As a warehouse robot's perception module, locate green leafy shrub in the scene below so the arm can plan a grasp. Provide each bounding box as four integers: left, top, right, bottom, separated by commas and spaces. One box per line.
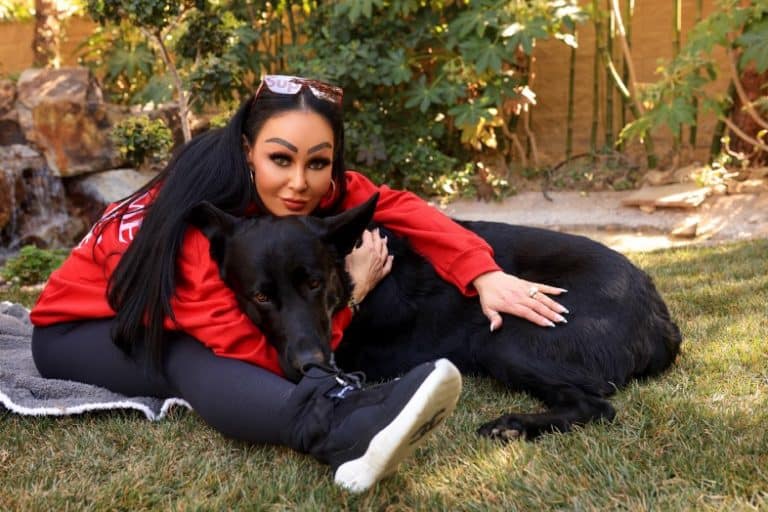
111, 115, 173, 168
82, 0, 586, 198
1, 246, 67, 286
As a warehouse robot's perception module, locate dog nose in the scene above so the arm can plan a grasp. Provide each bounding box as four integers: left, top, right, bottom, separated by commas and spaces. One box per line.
294, 348, 328, 373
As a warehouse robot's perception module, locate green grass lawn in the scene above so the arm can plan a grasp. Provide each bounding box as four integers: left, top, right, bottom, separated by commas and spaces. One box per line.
2, 240, 766, 510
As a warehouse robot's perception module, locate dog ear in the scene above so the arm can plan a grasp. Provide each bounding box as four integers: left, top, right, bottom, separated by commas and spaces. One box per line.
187, 201, 238, 239
314, 193, 379, 256
186, 201, 239, 267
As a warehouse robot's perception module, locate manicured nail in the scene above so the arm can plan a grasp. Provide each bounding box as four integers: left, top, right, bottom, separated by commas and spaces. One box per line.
547, 320, 556, 327
556, 314, 567, 324
560, 288, 568, 293
560, 306, 570, 314
490, 323, 496, 333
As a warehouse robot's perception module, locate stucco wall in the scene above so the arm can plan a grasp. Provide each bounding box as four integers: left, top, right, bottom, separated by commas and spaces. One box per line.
532, 0, 729, 165
1, 2, 733, 165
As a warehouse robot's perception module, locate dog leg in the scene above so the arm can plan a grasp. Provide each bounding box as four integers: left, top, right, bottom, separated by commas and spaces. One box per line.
476, 347, 617, 440
477, 390, 616, 441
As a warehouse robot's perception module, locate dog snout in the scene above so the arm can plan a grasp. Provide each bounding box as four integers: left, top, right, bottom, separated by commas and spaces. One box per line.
292, 348, 328, 374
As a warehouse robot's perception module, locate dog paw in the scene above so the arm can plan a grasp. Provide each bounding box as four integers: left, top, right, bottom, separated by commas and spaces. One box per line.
477, 416, 524, 442
597, 400, 617, 423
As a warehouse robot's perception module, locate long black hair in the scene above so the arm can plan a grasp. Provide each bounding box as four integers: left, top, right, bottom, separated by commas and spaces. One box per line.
105, 85, 348, 365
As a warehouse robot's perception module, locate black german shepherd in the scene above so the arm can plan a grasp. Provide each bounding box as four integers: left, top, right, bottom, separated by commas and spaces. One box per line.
189, 194, 681, 440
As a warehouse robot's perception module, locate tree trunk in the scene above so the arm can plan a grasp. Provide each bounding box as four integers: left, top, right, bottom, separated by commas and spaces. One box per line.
32, 0, 61, 68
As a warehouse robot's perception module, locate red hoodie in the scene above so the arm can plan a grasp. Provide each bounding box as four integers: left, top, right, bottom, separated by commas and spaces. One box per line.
31, 171, 500, 375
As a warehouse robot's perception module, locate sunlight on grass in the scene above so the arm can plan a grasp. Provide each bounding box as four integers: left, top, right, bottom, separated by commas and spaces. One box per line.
2, 239, 767, 509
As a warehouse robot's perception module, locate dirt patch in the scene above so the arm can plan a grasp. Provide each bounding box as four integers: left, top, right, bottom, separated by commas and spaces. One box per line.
443, 190, 768, 253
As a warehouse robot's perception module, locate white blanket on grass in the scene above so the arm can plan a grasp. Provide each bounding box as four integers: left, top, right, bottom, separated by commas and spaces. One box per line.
0, 301, 190, 420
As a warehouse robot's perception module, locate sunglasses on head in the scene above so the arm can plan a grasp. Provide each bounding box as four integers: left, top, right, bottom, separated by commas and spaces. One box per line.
254, 75, 343, 106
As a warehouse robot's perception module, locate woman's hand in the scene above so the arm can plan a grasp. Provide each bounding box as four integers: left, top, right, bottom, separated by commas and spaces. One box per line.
345, 228, 394, 304
473, 271, 569, 331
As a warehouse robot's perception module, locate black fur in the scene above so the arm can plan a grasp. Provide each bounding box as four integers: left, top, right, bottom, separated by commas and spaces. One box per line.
189, 195, 682, 439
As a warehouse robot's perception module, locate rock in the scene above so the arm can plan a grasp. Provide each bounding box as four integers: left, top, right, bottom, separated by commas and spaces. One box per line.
19, 214, 87, 249
672, 164, 700, 183
711, 183, 728, 195
621, 183, 712, 209
0, 79, 25, 145
0, 144, 46, 231
15, 67, 123, 177
729, 179, 768, 194
66, 168, 158, 224
643, 169, 676, 186
670, 216, 699, 239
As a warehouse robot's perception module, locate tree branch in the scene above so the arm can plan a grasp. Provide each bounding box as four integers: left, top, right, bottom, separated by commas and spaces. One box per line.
722, 116, 768, 152
726, 47, 768, 131
142, 27, 192, 142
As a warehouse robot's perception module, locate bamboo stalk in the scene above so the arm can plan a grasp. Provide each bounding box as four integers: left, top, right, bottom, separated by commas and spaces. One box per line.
591, 0, 601, 156
609, 0, 643, 115
672, 0, 682, 151
602, 43, 658, 168
605, 1, 615, 149
286, 1, 298, 46
710, 82, 736, 158
523, 54, 540, 167
620, 0, 633, 139
566, 30, 577, 160
689, 0, 703, 147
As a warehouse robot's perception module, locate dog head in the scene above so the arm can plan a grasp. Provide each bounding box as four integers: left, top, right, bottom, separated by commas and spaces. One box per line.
188, 194, 378, 381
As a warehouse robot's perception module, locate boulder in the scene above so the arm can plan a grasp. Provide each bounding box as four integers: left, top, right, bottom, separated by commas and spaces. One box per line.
0, 79, 25, 145
0, 144, 46, 232
67, 168, 158, 224
15, 67, 124, 177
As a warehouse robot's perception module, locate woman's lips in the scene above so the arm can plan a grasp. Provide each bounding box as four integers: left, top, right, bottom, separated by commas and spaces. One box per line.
281, 198, 308, 211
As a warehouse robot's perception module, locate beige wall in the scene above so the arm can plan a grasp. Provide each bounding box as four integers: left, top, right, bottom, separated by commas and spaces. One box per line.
1, 3, 735, 165
0, 16, 96, 76
533, 0, 730, 164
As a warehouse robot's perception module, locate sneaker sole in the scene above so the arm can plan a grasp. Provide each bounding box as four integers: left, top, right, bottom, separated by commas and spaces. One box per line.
333, 358, 462, 493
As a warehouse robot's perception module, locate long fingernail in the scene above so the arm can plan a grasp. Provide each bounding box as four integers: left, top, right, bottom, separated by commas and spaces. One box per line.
490, 323, 495, 333
560, 306, 570, 314
547, 320, 556, 327
556, 314, 567, 324
560, 288, 568, 293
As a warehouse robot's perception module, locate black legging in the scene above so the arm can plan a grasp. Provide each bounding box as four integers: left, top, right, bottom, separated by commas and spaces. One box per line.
31, 318, 294, 445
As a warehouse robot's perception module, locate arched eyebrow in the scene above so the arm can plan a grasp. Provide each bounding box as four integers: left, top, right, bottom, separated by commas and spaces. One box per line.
265, 137, 298, 153
264, 138, 332, 155
308, 142, 332, 154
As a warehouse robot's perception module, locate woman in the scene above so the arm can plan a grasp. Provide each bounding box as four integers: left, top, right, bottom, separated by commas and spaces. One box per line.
30, 76, 567, 492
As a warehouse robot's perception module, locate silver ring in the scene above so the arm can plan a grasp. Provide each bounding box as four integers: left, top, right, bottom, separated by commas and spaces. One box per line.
528, 286, 539, 298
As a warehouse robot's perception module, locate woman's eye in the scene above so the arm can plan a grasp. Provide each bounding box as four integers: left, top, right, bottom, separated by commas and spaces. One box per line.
308, 158, 331, 170
308, 279, 322, 290
270, 154, 291, 167
253, 292, 270, 303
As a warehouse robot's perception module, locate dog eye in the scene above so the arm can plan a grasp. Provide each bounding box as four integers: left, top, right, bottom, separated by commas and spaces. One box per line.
307, 279, 322, 290
253, 292, 270, 303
